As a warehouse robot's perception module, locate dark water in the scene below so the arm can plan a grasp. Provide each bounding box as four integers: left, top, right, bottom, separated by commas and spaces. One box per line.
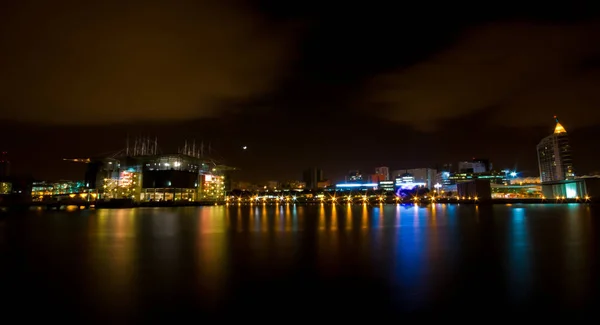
1, 204, 599, 321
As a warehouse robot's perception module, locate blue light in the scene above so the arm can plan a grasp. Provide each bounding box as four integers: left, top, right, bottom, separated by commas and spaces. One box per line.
335, 183, 378, 187
510, 172, 517, 178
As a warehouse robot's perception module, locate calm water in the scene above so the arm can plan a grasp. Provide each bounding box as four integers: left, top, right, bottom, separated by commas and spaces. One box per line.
1, 204, 599, 321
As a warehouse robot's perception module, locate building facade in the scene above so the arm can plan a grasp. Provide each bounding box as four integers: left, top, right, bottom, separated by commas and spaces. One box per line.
374, 166, 389, 181
85, 152, 230, 202
537, 118, 575, 183
303, 167, 323, 190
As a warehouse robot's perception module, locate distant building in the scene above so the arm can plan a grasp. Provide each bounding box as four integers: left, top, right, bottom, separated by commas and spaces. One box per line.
266, 181, 279, 190
378, 180, 395, 192
0, 176, 33, 204
346, 170, 363, 183
456, 179, 492, 201
317, 180, 331, 189
402, 168, 437, 189
0, 151, 10, 177
368, 174, 385, 183
375, 166, 389, 180
537, 117, 575, 183
303, 167, 324, 190
458, 159, 489, 174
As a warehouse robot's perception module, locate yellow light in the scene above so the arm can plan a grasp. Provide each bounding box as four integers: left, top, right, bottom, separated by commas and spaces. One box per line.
69, 194, 76, 198
474, 196, 478, 201
541, 196, 545, 200
79, 193, 87, 198
576, 196, 580, 200
585, 195, 590, 200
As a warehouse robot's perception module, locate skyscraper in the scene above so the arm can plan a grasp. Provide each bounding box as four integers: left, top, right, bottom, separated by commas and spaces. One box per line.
303, 167, 323, 190
537, 117, 574, 183
375, 166, 390, 180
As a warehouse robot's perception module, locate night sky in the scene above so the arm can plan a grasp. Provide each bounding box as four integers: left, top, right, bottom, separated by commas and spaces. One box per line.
1, 0, 600, 183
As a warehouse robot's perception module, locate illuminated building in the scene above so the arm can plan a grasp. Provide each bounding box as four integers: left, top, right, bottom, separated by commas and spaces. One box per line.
375, 166, 389, 180
31, 180, 88, 197
541, 177, 600, 200
346, 170, 362, 183
335, 182, 378, 190
200, 174, 226, 200
537, 117, 575, 182
394, 173, 426, 190
392, 168, 437, 189
83, 137, 234, 202
447, 172, 505, 185
0, 176, 33, 203
378, 180, 395, 192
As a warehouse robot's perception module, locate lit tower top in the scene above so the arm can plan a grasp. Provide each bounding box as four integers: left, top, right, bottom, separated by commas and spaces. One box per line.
553, 116, 566, 134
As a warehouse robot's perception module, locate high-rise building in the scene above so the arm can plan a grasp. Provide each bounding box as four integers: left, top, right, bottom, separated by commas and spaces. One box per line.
375, 166, 389, 180
303, 167, 323, 190
537, 117, 574, 183
0, 151, 10, 177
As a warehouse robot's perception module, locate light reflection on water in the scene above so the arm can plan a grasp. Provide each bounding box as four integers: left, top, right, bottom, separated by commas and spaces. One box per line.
1, 203, 598, 319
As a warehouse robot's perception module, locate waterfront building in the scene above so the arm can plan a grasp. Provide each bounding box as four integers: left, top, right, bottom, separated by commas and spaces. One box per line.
83, 138, 233, 202
346, 170, 363, 183
303, 167, 323, 190
378, 180, 395, 192
458, 159, 490, 173
31, 180, 88, 197
541, 177, 600, 199
393, 168, 437, 189
375, 166, 390, 180
456, 179, 492, 200
537, 117, 575, 182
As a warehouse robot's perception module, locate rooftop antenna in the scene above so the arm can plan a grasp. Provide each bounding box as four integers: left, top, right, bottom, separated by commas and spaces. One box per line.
201, 140, 204, 158
192, 140, 196, 158
154, 136, 158, 155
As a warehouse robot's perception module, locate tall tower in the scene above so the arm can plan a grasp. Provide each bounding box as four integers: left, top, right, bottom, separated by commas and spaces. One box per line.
537, 117, 574, 182
0, 151, 10, 177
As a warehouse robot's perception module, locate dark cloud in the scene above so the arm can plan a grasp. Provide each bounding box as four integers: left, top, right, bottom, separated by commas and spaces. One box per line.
369, 22, 600, 131
0, 0, 297, 124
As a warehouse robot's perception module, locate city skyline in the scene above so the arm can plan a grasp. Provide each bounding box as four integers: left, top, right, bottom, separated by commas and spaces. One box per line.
1, 2, 600, 182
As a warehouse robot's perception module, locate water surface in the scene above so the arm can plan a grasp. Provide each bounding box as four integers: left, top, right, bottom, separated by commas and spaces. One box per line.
1, 204, 599, 321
